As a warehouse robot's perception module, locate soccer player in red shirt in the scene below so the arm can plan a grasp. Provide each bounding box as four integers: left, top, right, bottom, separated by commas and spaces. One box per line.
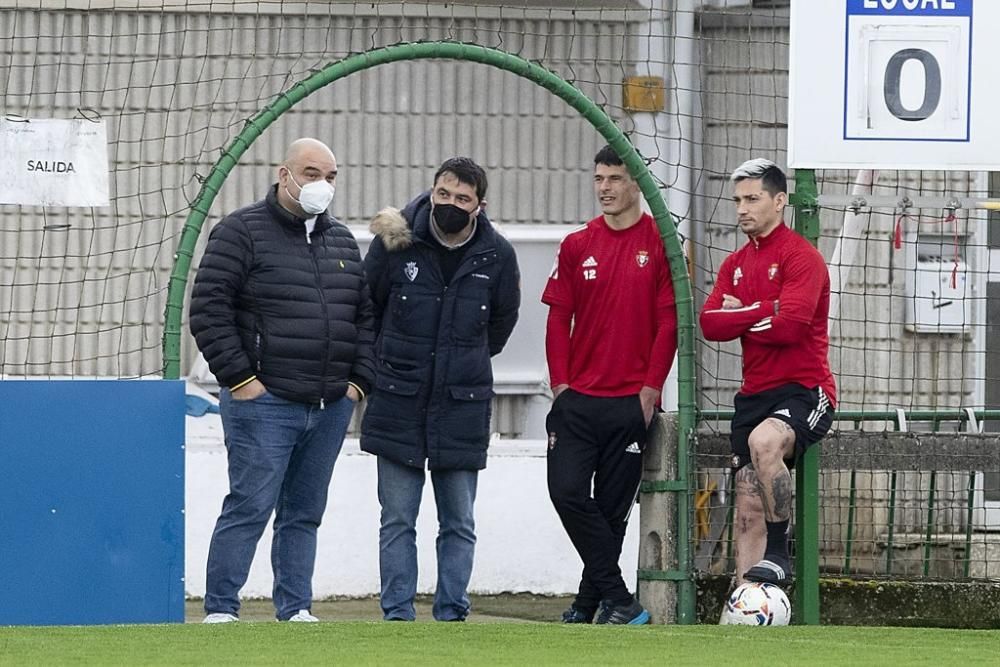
699, 158, 836, 587
542, 145, 677, 625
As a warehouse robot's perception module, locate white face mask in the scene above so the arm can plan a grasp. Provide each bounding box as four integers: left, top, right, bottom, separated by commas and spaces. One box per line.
286, 172, 335, 215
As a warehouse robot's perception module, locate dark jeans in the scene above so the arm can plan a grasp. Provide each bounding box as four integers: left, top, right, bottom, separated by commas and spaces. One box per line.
204, 389, 354, 620
376, 456, 478, 621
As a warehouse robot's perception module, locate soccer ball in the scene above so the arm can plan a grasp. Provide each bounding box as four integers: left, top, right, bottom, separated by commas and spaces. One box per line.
720, 582, 791, 626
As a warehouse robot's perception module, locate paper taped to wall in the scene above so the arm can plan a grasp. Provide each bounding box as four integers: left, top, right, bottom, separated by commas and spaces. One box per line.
0, 118, 110, 207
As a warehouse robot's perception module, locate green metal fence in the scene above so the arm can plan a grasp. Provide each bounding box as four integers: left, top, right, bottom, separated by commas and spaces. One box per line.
697, 406, 1000, 623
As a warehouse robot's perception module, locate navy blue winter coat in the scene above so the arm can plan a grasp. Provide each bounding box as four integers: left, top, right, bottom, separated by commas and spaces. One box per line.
360, 192, 521, 470
189, 185, 376, 404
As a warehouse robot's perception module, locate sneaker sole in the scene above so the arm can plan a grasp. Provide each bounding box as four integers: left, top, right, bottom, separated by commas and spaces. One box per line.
627, 610, 651, 625
745, 573, 791, 588
745, 559, 791, 587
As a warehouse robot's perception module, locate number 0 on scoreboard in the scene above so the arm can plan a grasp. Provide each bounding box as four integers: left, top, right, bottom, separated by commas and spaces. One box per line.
844, 0, 971, 142
788, 0, 994, 169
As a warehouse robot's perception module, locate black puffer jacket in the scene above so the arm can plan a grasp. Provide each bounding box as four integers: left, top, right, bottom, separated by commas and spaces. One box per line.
189, 185, 375, 404
360, 192, 520, 470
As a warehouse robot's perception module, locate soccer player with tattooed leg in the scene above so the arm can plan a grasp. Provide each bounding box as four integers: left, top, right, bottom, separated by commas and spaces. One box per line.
543, 145, 677, 625
699, 158, 836, 588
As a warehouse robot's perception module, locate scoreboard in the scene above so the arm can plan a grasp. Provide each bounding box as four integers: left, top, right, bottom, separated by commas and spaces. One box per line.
789, 0, 997, 170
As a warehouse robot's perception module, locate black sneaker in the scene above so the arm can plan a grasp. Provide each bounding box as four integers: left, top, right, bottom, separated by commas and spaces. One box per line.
561, 605, 595, 623
594, 599, 650, 625
744, 555, 792, 587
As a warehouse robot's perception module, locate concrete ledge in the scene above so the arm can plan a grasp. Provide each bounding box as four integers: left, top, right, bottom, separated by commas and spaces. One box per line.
695, 430, 1000, 470
697, 575, 1000, 628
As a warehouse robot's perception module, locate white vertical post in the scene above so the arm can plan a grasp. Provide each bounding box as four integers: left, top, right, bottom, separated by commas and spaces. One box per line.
633, 0, 697, 412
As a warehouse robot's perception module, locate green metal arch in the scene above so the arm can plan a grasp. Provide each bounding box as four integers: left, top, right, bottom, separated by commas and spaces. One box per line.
161, 41, 696, 622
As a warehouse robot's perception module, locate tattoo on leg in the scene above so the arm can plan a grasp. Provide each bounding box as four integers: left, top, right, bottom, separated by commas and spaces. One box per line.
756, 481, 773, 519
735, 465, 760, 498
765, 417, 796, 450
771, 472, 792, 522
737, 464, 774, 517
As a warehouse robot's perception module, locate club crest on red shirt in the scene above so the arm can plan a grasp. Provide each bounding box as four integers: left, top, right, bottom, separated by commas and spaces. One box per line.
636, 250, 649, 268
768, 263, 779, 281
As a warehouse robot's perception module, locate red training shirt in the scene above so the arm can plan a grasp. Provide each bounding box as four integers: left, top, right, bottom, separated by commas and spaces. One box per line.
542, 213, 678, 397
699, 222, 837, 406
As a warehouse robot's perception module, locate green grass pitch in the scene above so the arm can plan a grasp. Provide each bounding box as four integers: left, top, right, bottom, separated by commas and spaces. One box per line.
1, 623, 997, 666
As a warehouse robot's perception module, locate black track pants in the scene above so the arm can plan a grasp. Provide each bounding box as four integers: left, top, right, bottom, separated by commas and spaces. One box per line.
545, 388, 649, 608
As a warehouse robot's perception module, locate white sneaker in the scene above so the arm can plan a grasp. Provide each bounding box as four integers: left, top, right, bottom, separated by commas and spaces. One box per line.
287, 610, 319, 622
203, 612, 238, 624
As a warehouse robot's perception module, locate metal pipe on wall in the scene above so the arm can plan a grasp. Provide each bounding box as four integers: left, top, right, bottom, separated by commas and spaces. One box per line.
632, 0, 696, 412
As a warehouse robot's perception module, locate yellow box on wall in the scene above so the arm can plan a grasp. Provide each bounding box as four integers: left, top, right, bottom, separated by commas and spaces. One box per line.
622, 75, 665, 112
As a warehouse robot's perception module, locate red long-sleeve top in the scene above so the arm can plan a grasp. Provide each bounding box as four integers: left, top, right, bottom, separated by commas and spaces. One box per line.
542, 213, 677, 397
699, 223, 836, 406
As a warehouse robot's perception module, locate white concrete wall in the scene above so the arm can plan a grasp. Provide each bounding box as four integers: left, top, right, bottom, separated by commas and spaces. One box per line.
184, 409, 639, 599
184, 223, 643, 599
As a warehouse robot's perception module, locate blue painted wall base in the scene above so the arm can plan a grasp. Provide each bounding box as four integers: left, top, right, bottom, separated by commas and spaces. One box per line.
0, 380, 185, 625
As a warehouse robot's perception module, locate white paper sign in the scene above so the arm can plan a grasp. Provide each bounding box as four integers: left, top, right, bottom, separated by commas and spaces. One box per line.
0, 118, 110, 207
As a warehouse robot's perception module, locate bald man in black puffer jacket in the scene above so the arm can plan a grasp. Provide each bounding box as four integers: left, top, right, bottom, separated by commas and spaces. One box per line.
190, 138, 374, 624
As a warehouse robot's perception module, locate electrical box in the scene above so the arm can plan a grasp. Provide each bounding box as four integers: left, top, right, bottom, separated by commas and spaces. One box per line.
904, 258, 971, 333
622, 76, 665, 113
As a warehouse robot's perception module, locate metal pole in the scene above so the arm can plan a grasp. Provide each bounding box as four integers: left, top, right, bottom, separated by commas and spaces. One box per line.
791, 168, 821, 625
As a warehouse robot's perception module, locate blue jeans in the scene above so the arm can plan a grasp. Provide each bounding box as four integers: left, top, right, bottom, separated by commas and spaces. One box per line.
205, 389, 354, 621
376, 456, 478, 621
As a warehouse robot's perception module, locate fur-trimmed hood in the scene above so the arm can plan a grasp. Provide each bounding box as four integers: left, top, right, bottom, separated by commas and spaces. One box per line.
368, 206, 413, 252
370, 190, 503, 253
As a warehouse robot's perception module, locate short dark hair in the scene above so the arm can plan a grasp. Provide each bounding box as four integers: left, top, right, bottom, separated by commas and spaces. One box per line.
730, 158, 787, 197
594, 144, 624, 168
434, 157, 488, 202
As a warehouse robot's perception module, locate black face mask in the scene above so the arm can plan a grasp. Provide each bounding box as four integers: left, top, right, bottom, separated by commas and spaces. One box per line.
433, 203, 473, 234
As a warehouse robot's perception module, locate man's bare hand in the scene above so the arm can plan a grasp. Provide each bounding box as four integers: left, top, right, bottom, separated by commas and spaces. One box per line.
722, 294, 744, 310
639, 385, 659, 427
232, 378, 266, 401
346, 385, 361, 403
